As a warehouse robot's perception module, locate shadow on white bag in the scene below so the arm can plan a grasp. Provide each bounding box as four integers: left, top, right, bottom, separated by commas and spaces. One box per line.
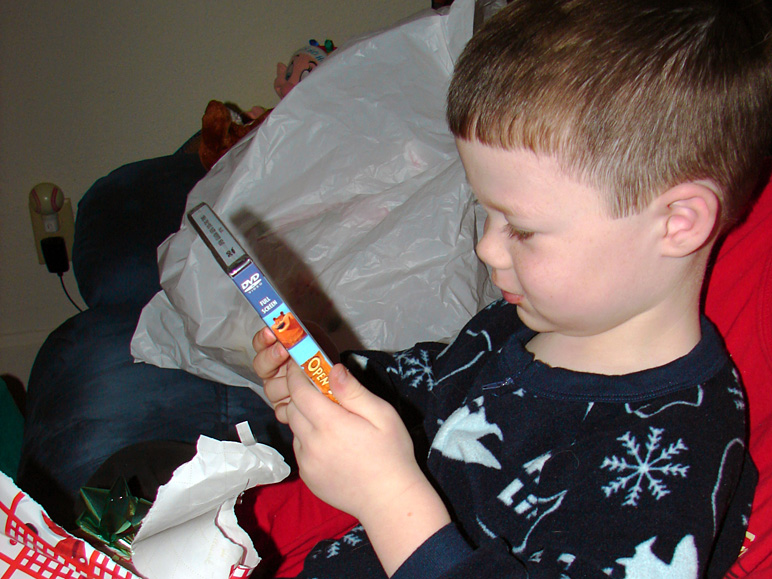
130, 0, 498, 397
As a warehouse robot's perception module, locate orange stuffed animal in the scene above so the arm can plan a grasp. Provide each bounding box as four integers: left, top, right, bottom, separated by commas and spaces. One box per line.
199, 39, 336, 170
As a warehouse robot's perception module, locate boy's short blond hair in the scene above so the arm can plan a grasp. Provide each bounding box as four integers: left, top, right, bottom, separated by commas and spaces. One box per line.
447, 0, 772, 230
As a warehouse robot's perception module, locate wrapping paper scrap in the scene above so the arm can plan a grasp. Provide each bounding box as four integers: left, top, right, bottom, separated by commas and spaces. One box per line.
0, 470, 138, 579
130, 425, 291, 579
1, 423, 289, 579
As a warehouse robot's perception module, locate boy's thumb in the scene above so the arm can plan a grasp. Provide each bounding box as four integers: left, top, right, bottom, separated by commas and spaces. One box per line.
328, 364, 375, 414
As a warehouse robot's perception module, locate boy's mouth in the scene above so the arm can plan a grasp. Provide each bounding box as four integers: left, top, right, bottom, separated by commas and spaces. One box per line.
500, 290, 524, 305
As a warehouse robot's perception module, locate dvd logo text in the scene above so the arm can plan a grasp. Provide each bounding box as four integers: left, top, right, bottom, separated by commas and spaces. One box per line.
241, 272, 261, 293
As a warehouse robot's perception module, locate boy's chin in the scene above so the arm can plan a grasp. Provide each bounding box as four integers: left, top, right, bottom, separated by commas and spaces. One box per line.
514, 306, 560, 335
512, 304, 538, 328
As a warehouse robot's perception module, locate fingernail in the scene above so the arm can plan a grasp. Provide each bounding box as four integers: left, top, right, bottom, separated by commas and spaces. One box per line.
331, 364, 348, 381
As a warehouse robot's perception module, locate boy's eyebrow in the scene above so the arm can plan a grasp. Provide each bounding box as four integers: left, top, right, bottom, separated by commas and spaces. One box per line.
460, 165, 541, 220
474, 195, 536, 224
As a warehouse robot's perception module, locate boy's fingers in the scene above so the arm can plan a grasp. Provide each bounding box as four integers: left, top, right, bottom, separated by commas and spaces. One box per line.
288, 362, 389, 427
273, 399, 291, 424
264, 372, 291, 401
252, 326, 276, 351
328, 364, 386, 418
285, 363, 334, 422
284, 370, 317, 430
253, 341, 290, 380
286, 363, 319, 398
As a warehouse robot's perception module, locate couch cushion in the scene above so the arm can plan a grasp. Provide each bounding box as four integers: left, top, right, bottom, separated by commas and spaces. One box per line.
73, 148, 206, 308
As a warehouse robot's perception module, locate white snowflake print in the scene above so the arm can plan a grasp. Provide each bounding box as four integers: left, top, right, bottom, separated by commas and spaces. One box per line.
326, 541, 341, 558
728, 368, 746, 411
391, 348, 437, 390
601, 427, 689, 506
323, 525, 365, 559
342, 526, 364, 547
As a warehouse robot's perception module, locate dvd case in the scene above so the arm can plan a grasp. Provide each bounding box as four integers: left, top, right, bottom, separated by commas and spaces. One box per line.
188, 202, 338, 402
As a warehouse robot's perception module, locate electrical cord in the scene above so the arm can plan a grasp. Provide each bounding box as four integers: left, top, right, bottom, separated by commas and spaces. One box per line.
39, 236, 83, 312
59, 273, 84, 312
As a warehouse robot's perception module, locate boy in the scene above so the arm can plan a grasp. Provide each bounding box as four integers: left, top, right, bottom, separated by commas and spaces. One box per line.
252, 0, 772, 576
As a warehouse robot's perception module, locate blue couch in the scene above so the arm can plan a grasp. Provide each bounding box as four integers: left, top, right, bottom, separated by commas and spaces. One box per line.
18, 137, 292, 529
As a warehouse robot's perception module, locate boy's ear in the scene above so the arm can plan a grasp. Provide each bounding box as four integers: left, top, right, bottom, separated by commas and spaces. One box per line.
654, 182, 720, 257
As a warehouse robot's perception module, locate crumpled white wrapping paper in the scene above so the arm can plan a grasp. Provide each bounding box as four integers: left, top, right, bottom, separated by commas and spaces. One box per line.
131, 424, 290, 579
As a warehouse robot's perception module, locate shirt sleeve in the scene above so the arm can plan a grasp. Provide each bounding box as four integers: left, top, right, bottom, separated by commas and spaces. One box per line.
392, 523, 527, 579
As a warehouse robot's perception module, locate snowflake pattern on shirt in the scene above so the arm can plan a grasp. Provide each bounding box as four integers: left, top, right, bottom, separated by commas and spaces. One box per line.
600, 426, 690, 507
296, 300, 755, 579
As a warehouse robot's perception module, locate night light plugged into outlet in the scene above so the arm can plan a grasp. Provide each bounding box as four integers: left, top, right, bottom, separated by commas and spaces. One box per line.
28, 182, 75, 268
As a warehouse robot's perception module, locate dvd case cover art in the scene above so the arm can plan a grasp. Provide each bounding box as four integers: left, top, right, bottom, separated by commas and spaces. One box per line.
188, 202, 338, 402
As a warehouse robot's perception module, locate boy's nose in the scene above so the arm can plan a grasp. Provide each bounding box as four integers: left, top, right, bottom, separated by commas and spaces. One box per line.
475, 220, 508, 269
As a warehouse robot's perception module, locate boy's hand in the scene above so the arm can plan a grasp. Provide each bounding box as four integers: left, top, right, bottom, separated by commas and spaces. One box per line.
252, 326, 293, 423
284, 362, 416, 516
285, 362, 451, 575
252, 323, 340, 422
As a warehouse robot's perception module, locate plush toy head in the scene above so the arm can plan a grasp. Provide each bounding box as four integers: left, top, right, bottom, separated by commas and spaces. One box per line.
274, 39, 336, 99
199, 39, 336, 170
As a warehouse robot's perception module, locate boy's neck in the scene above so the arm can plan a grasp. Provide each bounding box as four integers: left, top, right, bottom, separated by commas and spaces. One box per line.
524, 243, 713, 375
525, 295, 703, 376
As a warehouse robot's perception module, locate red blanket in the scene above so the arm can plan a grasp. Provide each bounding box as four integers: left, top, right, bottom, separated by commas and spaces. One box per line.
708, 167, 772, 578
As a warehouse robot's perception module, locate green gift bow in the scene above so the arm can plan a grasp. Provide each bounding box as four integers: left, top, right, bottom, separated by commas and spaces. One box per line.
76, 477, 152, 560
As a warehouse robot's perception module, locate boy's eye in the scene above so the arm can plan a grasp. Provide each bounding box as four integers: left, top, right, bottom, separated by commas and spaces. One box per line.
505, 224, 534, 241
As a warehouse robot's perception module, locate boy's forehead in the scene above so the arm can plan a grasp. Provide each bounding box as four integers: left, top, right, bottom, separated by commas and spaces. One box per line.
456, 138, 557, 190
456, 138, 610, 217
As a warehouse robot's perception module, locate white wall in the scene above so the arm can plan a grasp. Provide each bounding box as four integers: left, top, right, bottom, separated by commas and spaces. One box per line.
0, 0, 423, 387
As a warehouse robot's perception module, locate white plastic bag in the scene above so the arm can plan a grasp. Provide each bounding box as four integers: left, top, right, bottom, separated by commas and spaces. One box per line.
131, 0, 496, 394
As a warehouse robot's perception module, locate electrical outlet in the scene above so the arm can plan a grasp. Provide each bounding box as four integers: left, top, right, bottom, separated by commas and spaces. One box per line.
30, 199, 75, 265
